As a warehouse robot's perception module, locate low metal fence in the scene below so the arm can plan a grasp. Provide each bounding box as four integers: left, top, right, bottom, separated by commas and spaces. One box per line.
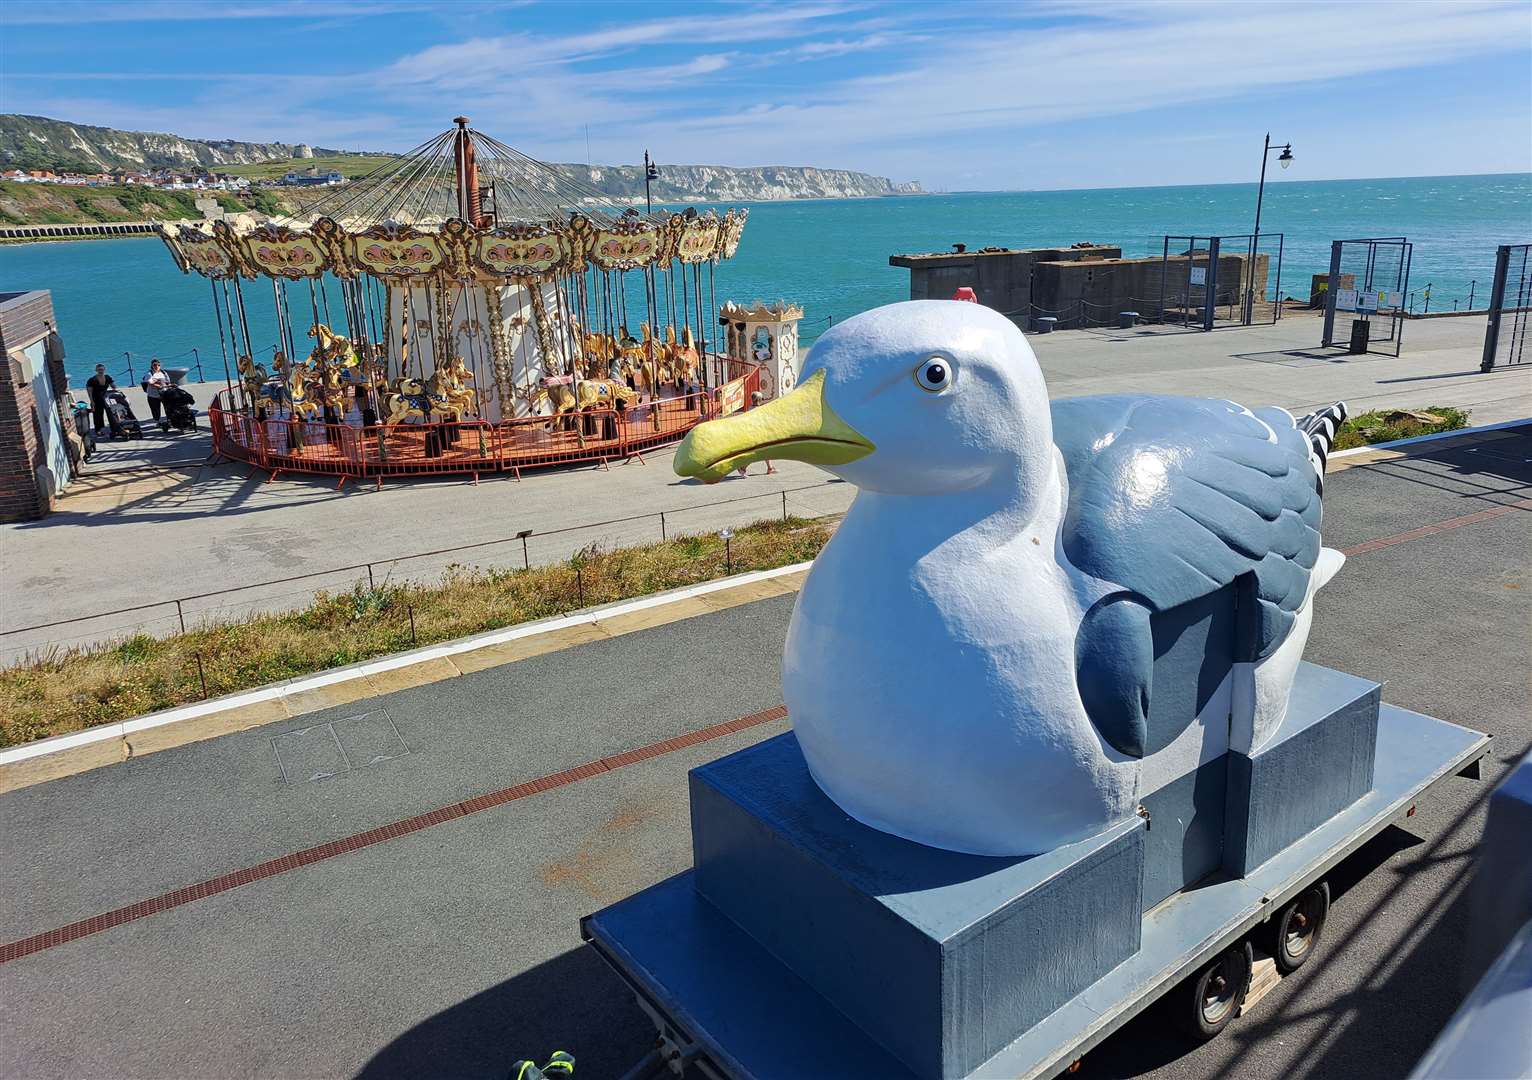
0, 474, 852, 665
213, 361, 759, 486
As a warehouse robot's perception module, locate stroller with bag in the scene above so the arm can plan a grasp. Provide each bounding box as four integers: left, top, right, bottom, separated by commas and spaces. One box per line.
160, 385, 198, 433
104, 389, 143, 439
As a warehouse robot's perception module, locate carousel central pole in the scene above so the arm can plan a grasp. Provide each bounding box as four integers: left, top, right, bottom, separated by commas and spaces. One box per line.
453, 116, 484, 227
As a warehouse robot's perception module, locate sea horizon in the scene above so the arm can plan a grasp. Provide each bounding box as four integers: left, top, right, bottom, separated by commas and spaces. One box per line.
4, 172, 1528, 383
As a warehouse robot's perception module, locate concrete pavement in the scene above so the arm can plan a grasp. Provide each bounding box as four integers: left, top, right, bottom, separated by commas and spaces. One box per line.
2, 311, 1525, 661
0, 430, 1528, 1080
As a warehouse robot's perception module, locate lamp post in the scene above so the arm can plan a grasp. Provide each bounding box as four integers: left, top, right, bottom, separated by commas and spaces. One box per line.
1247, 134, 1293, 324
643, 150, 659, 215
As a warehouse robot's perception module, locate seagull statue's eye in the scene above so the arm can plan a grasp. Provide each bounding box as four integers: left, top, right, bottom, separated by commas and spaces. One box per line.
914, 357, 953, 393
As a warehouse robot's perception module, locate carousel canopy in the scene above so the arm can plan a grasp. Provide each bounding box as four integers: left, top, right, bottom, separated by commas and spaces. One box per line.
156, 118, 747, 286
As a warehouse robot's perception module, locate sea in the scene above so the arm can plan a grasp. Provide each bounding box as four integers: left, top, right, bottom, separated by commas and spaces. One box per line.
3, 172, 1528, 386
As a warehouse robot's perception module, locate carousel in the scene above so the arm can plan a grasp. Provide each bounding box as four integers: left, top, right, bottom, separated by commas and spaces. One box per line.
156, 118, 757, 483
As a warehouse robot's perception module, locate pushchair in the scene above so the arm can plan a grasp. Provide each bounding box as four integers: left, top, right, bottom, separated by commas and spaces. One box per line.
160, 385, 198, 433
104, 389, 143, 439
71, 400, 97, 459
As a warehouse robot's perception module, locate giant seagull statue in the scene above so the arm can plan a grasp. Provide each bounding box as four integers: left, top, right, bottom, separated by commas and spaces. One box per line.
676, 300, 1347, 856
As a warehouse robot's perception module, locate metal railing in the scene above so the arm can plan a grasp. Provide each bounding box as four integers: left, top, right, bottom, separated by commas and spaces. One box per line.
0, 475, 851, 665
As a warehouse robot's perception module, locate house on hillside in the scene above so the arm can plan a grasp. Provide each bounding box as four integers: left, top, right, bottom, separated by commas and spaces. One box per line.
281, 168, 345, 187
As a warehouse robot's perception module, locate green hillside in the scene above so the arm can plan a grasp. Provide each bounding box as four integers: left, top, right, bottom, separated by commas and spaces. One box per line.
0, 180, 286, 225
222, 155, 398, 181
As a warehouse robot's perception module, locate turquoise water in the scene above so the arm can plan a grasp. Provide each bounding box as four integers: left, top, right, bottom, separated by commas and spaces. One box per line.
3, 173, 1528, 385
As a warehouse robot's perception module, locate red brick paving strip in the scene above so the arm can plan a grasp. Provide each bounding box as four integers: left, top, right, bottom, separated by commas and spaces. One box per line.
1340, 498, 1532, 558
6, 496, 1529, 965
0, 704, 788, 966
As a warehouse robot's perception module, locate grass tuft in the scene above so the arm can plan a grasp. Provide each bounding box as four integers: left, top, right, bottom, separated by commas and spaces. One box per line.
0, 517, 832, 749
1331, 405, 1470, 451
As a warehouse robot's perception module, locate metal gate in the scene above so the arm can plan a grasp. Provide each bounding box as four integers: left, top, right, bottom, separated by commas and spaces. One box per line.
1481, 244, 1531, 370
1159, 234, 1283, 330
1321, 238, 1412, 357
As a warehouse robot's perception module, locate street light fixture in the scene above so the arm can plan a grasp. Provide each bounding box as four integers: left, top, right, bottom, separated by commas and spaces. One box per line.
644, 150, 659, 215
1247, 134, 1294, 323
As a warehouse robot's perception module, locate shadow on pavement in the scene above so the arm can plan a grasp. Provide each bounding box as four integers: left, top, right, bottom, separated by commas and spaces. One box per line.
357, 943, 653, 1080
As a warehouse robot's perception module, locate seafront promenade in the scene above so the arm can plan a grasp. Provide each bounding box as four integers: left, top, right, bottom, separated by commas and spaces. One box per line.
1, 310, 1525, 660
1, 425, 1527, 1079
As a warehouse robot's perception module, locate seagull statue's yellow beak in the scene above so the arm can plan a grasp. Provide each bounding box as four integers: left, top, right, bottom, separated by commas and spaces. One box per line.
674, 369, 875, 484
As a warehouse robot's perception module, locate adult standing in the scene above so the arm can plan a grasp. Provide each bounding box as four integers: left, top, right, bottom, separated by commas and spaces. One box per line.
142, 358, 172, 432
85, 363, 115, 437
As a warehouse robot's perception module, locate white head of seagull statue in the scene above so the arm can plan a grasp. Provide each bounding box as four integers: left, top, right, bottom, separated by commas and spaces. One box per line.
676, 300, 1347, 856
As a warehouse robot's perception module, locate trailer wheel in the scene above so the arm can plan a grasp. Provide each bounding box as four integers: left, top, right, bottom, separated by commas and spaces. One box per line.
1179, 941, 1253, 1042
1267, 881, 1329, 974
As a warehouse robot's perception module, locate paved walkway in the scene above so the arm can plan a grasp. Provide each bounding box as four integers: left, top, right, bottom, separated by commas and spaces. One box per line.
2, 312, 1524, 660
0, 431, 1528, 1079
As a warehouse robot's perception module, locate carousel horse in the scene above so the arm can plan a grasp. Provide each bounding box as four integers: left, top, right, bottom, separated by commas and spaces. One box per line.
426, 367, 468, 420
674, 326, 701, 385
236, 354, 269, 402
530, 378, 636, 430
308, 323, 358, 368
285, 360, 323, 422
317, 363, 349, 413
382, 378, 447, 426
443, 356, 478, 415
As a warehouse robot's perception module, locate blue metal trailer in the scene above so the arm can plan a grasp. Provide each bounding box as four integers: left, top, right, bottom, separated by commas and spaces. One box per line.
583, 704, 1489, 1080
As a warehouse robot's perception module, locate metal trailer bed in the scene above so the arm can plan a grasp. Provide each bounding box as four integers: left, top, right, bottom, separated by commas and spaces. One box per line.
582, 704, 1490, 1080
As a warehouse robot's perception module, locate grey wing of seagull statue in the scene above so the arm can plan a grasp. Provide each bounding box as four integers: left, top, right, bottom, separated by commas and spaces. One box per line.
1053, 394, 1347, 759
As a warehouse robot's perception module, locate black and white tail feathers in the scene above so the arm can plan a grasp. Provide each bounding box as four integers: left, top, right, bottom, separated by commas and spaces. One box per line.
1297, 402, 1347, 494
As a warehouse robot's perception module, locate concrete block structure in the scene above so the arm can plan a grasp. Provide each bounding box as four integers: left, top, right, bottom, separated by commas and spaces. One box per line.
1223, 664, 1380, 877
891, 243, 1270, 329
0, 291, 74, 522
691, 733, 1145, 1079
889, 245, 1121, 317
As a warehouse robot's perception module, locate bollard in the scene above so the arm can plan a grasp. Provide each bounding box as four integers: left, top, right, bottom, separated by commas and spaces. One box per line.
1119, 311, 1140, 330
1033, 316, 1058, 334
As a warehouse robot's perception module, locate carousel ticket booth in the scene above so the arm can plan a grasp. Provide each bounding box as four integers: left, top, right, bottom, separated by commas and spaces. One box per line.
719, 301, 802, 401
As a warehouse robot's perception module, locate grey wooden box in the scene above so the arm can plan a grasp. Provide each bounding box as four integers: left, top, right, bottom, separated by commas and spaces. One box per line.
1223, 662, 1380, 876
690, 734, 1145, 1080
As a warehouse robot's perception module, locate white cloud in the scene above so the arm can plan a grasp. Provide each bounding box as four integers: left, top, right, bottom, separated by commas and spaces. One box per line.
3, 0, 1527, 187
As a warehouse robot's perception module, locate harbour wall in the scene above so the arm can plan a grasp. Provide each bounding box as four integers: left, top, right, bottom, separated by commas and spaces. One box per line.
0, 222, 158, 243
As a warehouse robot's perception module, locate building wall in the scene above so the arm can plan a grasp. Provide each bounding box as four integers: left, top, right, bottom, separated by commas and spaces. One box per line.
0, 290, 70, 523
889, 246, 1123, 317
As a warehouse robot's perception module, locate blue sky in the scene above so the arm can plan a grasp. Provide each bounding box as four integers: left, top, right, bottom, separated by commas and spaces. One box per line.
2, 0, 1529, 191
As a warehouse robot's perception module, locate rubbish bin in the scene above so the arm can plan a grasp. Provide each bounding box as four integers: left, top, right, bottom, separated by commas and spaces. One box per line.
1119, 311, 1140, 329
1033, 316, 1058, 334
1348, 319, 1370, 355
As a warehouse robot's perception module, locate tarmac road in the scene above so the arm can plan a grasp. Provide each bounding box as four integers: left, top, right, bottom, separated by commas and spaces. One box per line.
1, 430, 1528, 1080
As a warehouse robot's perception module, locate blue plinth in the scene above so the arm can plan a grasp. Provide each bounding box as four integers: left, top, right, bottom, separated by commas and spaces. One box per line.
1223, 662, 1379, 876
690, 733, 1145, 1080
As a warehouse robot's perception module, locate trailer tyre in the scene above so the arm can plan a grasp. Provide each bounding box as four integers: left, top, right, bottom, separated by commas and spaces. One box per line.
1179, 941, 1253, 1042
1268, 881, 1329, 974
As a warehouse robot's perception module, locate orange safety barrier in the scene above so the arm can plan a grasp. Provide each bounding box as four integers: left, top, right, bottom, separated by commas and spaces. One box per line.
208, 360, 762, 484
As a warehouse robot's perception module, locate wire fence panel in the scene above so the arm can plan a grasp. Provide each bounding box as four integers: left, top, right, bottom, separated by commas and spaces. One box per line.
1482, 244, 1531, 370
1321, 238, 1412, 357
